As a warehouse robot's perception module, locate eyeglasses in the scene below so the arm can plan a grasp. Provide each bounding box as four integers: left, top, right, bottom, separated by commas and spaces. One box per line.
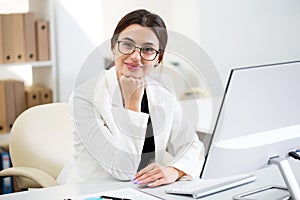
117, 41, 161, 61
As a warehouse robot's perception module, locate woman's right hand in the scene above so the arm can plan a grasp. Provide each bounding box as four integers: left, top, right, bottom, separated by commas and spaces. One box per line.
133, 163, 185, 187
119, 74, 145, 112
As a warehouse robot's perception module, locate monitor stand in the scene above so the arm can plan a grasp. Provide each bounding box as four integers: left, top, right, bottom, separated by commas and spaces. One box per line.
269, 156, 300, 200
233, 156, 300, 200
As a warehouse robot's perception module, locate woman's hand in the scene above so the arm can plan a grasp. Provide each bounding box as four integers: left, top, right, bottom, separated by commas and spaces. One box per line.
119, 75, 145, 112
132, 163, 186, 187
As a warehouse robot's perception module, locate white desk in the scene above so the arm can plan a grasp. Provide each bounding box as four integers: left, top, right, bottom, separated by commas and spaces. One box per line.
1, 159, 299, 200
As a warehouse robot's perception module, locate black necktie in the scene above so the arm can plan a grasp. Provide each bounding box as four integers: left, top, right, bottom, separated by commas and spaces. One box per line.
137, 91, 155, 172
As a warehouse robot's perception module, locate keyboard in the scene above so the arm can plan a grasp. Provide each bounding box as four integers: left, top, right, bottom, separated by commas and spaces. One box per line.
165, 174, 256, 199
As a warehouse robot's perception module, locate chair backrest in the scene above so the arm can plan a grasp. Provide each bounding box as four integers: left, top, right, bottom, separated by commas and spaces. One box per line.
9, 103, 73, 180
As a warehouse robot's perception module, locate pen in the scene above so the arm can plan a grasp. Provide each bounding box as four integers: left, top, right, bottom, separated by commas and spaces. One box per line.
100, 195, 131, 200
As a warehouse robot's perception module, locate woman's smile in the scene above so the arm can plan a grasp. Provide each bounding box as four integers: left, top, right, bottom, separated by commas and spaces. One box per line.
125, 62, 142, 71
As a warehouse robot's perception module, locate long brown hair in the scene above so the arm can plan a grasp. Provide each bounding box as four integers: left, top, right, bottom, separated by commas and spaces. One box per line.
111, 9, 168, 63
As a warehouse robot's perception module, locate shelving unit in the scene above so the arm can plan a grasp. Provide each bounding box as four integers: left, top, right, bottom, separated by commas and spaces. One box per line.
0, 60, 53, 68
0, 0, 57, 102
0, 0, 57, 147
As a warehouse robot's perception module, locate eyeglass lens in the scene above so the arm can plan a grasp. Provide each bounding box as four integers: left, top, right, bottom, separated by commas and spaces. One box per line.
118, 41, 159, 61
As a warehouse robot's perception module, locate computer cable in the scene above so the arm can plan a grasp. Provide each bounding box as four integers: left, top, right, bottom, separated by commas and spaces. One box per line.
288, 149, 300, 161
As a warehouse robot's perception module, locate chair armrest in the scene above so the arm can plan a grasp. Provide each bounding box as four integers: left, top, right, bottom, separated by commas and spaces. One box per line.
0, 167, 59, 187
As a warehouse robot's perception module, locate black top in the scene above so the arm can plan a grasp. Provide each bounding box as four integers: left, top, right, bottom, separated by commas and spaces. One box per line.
137, 91, 155, 172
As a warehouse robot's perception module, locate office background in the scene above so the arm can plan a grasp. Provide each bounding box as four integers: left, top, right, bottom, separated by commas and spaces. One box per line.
1, 0, 299, 102
1, 0, 300, 197
55, 0, 300, 102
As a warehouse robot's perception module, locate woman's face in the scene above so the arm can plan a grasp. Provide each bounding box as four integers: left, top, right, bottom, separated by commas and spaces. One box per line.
113, 24, 160, 79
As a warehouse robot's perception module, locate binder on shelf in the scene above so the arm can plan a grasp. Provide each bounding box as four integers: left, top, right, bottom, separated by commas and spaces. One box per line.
11, 80, 26, 117
1, 14, 15, 64
0, 80, 26, 133
0, 81, 16, 133
39, 87, 52, 104
4, 81, 16, 131
0, 15, 3, 64
0, 151, 13, 194
25, 85, 52, 108
36, 20, 50, 61
25, 86, 40, 108
1, 14, 26, 63
0, 83, 7, 134
23, 12, 37, 62
12, 14, 26, 63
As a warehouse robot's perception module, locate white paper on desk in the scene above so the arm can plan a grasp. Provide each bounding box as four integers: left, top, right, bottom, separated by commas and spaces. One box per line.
65, 187, 163, 200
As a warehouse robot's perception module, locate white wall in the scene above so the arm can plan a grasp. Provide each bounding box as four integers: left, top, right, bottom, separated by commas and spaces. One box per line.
55, 0, 103, 102
198, 0, 300, 83
55, 0, 300, 102
100, 0, 201, 43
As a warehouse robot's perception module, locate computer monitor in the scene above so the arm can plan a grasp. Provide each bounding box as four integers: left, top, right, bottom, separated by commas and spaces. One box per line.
200, 60, 300, 180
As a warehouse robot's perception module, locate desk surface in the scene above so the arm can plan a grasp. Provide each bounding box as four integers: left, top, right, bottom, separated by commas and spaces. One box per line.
1, 159, 299, 200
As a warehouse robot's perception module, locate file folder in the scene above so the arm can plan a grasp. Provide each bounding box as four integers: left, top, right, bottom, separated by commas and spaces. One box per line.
25, 86, 40, 108
0, 82, 7, 134
36, 20, 50, 61
23, 12, 37, 62
1, 14, 15, 63
11, 80, 26, 117
3, 81, 16, 131
0, 15, 3, 64
1, 14, 26, 63
40, 87, 52, 104
0, 81, 16, 133
25, 85, 52, 107
12, 14, 26, 63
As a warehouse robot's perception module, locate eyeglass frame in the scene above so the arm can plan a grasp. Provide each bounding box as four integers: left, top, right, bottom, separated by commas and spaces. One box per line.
117, 40, 161, 61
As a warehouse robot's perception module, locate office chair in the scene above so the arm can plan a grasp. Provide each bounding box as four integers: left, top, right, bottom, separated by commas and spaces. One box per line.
0, 103, 73, 189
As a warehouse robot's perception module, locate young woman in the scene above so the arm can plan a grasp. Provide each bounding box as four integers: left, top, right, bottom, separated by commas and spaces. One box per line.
58, 9, 204, 187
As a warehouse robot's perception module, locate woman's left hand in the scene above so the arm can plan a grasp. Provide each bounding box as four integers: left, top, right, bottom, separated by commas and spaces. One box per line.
132, 163, 185, 187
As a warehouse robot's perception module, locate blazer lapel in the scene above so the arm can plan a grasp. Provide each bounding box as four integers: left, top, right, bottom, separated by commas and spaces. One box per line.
145, 77, 169, 161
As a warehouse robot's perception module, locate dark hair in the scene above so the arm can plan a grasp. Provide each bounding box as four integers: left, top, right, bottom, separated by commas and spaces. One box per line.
111, 9, 168, 63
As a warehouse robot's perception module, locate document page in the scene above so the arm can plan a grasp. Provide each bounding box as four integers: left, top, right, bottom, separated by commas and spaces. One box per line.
64, 187, 164, 200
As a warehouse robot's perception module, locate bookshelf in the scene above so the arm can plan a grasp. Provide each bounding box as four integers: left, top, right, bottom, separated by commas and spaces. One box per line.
0, 0, 57, 101
0, 0, 57, 147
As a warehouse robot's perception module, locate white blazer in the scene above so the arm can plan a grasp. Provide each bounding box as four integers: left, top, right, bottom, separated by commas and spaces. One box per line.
58, 67, 204, 184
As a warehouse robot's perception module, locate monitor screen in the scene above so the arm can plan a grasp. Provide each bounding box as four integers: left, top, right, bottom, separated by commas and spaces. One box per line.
201, 60, 300, 179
